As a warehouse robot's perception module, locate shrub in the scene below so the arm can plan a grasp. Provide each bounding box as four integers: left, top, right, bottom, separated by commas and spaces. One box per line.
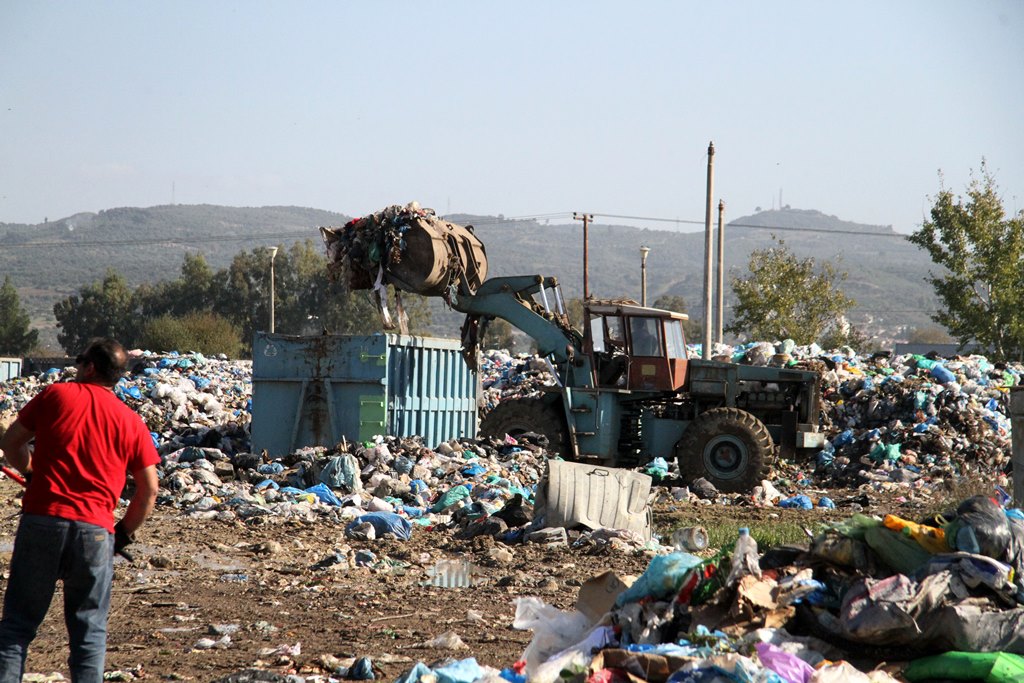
140, 311, 243, 357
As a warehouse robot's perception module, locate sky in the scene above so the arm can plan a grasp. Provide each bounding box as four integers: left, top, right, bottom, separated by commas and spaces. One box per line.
1, 1, 1022, 234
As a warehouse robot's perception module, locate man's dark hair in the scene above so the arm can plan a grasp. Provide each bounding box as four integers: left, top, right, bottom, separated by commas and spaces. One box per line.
79, 337, 128, 385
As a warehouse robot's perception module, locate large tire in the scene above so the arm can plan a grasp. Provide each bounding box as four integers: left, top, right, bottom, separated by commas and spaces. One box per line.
479, 398, 570, 457
675, 407, 773, 493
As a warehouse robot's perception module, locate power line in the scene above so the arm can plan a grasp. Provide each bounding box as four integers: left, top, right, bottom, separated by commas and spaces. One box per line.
0, 230, 314, 250
0, 209, 910, 250
590, 213, 908, 238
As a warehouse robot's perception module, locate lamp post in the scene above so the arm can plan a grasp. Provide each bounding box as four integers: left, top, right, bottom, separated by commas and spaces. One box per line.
640, 246, 650, 306
269, 246, 279, 334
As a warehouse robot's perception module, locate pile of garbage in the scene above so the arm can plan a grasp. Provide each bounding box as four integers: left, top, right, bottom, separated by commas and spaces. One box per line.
725, 341, 1019, 500
4, 342, 1019, 524
479, 350, 558, 417
0, 351, 252, 457
383, 491, 1024, 683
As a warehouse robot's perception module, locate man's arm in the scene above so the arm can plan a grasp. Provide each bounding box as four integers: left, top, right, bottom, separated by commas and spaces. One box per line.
0, 420, 34, 477
118, 464, 158, 536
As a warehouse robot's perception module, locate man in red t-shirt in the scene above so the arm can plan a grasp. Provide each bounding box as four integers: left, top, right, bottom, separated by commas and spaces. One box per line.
0, 337, 160, 683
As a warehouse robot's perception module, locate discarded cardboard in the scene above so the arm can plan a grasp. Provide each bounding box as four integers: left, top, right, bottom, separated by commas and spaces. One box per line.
576, 570, 636, 623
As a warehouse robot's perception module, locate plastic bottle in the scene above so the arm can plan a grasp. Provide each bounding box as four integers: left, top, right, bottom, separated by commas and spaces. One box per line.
726, 527, 761, 585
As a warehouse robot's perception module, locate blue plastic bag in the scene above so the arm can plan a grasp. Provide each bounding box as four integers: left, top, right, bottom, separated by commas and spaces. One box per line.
394, 662, 433, 683
461, 463, 487, 477
434, 658, 484, 683
305, 482, 343, 506
931, 364, 956, 384
779, 495, 814, 510
616, 552, 703, 606
348, 511, 412, 541
832, 429, 854, 448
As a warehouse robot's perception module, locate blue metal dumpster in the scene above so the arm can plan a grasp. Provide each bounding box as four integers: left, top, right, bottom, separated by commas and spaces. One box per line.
0, 358, 22, 382
251, 333, 478, 457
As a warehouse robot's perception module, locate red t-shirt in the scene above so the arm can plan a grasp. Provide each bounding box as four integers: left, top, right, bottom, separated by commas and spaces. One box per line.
17, 382, 161, 532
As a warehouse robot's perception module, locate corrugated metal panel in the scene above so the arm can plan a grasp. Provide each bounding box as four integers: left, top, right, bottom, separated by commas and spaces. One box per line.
0, 358, 22, 382
251, 333, 477, 457
540, 460, 653, 540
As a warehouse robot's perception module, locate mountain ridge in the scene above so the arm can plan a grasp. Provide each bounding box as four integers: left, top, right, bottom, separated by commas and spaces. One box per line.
1, 204, 937, 350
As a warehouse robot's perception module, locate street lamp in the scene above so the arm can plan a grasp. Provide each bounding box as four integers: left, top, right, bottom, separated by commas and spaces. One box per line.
269, 246, 279, 334
640, 246, 650, 306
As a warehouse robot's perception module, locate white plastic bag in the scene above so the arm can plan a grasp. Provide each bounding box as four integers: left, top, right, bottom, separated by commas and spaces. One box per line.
512, 597, 592, 675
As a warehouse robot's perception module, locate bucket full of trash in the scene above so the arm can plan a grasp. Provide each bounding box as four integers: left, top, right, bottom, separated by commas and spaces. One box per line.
320, 202, 488, 303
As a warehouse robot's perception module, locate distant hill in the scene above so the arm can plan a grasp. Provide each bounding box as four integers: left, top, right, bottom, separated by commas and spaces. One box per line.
1, 204, 939, 351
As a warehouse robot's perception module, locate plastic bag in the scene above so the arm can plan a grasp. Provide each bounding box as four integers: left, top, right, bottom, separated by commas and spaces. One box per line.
903, 651, 1024, 682
346, 511, 412, 541
512, 597, 593, 675
318, 454, 363, 492
305, 482, 342, 506
431, 484, 472, 512
946, 495, 1011, 558
433, 657, 485, 683
779, 495, 814, 510
615, 552, 703, 606
755, 642, 815, 683
882, 514, 949, 554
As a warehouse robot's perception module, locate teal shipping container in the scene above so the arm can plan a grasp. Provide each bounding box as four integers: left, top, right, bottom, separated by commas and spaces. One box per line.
0, 357, 22, 382
251, 333, 478, 457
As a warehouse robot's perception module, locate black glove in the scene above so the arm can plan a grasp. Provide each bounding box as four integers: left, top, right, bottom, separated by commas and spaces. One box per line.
113, 521, 135, 561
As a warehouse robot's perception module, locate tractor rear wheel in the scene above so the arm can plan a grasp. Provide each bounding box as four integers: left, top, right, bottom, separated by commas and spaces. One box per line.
675, 407, 773, 493
479, 398, 570, 457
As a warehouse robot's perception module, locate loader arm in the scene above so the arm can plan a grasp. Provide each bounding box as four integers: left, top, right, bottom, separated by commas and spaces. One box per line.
452, 275, 594, 387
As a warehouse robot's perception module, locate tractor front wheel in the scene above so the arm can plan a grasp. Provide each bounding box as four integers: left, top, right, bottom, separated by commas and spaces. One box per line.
675, 407, 773, 493
479, 398, 570, 457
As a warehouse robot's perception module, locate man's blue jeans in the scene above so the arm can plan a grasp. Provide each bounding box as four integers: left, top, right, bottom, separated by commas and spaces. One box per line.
0, 514, 114, 683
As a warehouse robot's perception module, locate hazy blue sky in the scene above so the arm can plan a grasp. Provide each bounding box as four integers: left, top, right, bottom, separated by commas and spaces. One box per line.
2, 1, 1021, 233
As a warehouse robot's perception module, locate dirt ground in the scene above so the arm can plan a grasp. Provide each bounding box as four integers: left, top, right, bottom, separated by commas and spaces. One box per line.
0, 479, 932, 682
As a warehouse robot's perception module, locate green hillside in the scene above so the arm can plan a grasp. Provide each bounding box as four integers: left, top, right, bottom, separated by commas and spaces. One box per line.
1, 204, 938, 350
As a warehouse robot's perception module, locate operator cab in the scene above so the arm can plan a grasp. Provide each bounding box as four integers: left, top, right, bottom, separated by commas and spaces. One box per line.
584, 301, 689, 392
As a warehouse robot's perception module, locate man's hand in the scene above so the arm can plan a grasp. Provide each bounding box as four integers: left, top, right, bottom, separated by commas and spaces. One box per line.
113, 520, 135, 561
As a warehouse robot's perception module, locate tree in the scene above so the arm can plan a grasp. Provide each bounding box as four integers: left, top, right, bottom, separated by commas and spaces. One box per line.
202, 242, 433, 354
266, 240, 432, 337
209, 248, 270, 348
727, 238, 855, 345
137, 253, 215, 320
482, 317, 518, 352
907, 325, 954, 345
140, 312, 243, 357
53, 270, 143, 353
817, 318, 872, 353
907, 161, 1024, 360
0, 276, 39, 355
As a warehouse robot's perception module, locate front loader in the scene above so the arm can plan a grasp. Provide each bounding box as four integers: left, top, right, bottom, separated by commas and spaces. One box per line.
454, 274, 824, 493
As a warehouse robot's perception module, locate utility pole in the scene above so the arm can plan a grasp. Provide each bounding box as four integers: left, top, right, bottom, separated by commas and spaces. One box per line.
702, 142, 715, 359
716, 199, 725, 345
640, 246, 650, 306
573, 212, 593, 300
269, 246, 279, 334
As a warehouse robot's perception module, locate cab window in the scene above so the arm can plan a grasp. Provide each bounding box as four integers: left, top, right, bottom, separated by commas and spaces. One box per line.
590, 317, 606, 353
630, 317, 662, 356
665, 320, 686, 359
590, 315, 625, 354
